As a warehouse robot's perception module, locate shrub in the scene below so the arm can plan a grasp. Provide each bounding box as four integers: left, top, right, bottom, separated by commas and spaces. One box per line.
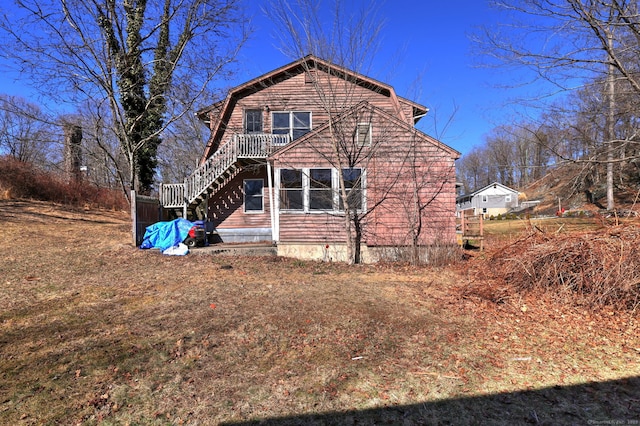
0, 156, 128, 210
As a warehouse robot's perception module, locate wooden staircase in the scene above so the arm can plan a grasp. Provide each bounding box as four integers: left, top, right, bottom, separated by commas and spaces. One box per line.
458, 210, 484, 250
160, 133, 291, 217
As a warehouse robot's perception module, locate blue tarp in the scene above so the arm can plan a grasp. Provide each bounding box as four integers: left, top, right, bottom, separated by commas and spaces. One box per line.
140, 218, 194, 252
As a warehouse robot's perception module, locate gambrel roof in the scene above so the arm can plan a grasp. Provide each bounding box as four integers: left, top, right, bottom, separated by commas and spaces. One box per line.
197, 54, 430, 162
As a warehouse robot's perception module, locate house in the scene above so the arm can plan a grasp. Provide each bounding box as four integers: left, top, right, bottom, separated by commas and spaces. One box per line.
456, 182, 520, 218
160, 55, 460, 262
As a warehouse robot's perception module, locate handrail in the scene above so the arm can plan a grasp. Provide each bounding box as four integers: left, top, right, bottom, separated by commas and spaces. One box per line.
160, 133, 291, 208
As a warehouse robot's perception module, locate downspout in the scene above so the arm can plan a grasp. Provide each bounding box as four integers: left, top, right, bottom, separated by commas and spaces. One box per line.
267, 160, 276, 243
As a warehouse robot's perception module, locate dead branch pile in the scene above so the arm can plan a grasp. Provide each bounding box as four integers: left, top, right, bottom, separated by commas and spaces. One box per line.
479, 225, 640, 311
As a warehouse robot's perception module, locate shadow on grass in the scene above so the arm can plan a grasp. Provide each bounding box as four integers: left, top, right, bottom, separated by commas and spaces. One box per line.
222, 376, 640, 425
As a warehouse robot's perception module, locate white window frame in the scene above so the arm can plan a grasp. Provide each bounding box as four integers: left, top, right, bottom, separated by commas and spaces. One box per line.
356, 123, 372, 146
271, 111, 312, 140
308, 168, 333, 211
338, 168, 364, 211
505, 194, 512, 203
243, 179, 264, 213
278, 169, 304, 211
276, 167, 365, 214
244, 109, 263, 134
481, 194, 488, 203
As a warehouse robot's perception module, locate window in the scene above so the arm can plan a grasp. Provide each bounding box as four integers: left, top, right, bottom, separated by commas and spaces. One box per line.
278, 167, 364, 213
244, 109, 263, 134
340, 168, 362, 210
244, 179, 264, 212
272, 111, 311, 140
505, 194, 512, 203
279, 169, 303, 210
481, 195, 488, 203
356, 123, 371, 146
309, 168, 333, 210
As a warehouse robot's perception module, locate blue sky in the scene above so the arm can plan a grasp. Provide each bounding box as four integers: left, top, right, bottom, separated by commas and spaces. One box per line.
230, 1, 520, 156
0, 1, 528, 157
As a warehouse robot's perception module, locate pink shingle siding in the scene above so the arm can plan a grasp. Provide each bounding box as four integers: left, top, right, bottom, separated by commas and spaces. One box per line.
198, 56, 460, 248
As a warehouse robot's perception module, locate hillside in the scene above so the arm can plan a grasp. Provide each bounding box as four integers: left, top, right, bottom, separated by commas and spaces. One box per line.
519, 163, 640, 216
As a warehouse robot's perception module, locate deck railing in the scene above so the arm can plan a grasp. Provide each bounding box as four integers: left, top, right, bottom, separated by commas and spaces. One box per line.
160, 133, 291, 209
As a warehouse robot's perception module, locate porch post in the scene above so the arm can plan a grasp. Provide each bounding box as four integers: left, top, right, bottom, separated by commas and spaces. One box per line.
182, 179, 188, 219
267, 160, 276, 243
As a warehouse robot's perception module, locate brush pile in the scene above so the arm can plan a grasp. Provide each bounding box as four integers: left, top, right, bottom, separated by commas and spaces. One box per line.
476, 224, 640, 311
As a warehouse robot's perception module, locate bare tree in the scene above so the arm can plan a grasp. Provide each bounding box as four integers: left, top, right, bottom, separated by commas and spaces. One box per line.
0, 0, 248, 197
265, 0, 384, 263
62, 122, 82, 182
0, 95, 57, 166
266, 0, 458, 264
478, 0, 640, 209
70, 102, 131, 193
395, 132, 457, 265
457, 147, 487, 193
156, 83, 221, 183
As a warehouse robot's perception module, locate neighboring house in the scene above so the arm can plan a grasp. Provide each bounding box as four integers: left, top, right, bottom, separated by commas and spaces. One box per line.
160, 55, 460, 262
456, 182, 520, 217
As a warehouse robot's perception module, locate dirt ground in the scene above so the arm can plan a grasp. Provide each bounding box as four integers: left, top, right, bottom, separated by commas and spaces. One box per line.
0, 200, 638, 425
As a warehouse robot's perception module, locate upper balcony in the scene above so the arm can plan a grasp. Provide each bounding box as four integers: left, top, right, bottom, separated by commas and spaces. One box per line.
233, 133, 292, 158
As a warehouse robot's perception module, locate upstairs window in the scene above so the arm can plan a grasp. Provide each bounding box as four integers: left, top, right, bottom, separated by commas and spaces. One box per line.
356, 123, 371, 146
272, 111, 311, 140
505, 194, 512, 203
481, 195, 488, 203
244, 109, 263, 134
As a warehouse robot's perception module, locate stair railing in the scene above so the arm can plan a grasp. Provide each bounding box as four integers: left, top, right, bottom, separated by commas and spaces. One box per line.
160, 133, 291, 209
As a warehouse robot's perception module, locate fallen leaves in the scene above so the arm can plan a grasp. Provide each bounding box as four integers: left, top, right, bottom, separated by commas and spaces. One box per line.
1, 201, 639, 425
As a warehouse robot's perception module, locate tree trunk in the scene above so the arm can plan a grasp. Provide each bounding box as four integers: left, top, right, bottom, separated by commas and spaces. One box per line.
606, 24, 615, 211
63, 123, 83, 183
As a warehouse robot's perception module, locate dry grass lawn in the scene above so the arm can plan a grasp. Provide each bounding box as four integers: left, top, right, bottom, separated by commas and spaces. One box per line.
1, 200, 638, 425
